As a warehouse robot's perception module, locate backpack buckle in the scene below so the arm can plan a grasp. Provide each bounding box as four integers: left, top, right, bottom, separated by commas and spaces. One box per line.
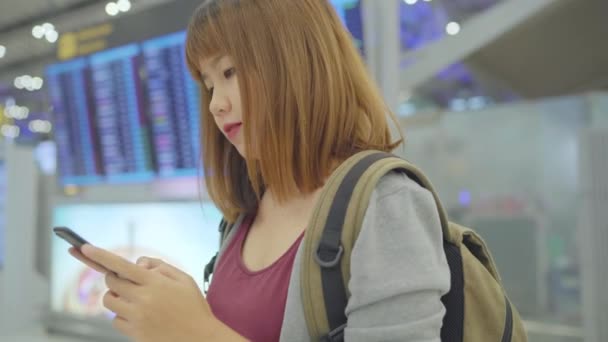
315, 243, 344, 268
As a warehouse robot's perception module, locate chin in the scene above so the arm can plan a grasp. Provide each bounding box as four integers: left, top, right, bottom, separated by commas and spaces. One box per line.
235, 144, 246, 157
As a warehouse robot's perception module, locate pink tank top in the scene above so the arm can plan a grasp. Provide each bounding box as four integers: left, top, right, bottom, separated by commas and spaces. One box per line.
207, 215, 305, 342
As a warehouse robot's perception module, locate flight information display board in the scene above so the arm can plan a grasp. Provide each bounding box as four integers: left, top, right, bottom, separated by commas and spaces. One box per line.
142, 31, 200, 177
47, 58, 102, 185
89, 44, 155, 183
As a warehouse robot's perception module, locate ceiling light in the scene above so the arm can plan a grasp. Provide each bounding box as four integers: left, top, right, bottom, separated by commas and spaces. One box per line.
404, 0, 418, 4
45, 30, 59, 43
32, 77, 44, 90
17, 106, 29, 120
41, 23, 55, 32
14, 77, 24, 89
14, 75, 44, 91
32, 25, 45, 39
1, 125, 20, 139
33, 23, 58, 42
106, 2, 120, 16
0, 45, 5, 58
117, 0, 131, 12
446, 22, 461, 35
21, 75, 33, 88
6, 105, 29, 120
29, 120, 52, 133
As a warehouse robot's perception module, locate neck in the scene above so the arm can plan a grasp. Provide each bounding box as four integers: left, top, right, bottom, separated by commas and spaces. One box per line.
254, 186, 322, 231
255, 159, 341, 226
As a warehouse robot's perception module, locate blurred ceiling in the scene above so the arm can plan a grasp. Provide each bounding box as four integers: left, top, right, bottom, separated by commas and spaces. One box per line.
0, 0, 171, 84
466, 0, 608, 98
396, 0, 607, 112
0, 0, 606, 105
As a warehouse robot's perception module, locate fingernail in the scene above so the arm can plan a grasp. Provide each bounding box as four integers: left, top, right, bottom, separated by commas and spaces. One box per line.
137, 258, 148, 267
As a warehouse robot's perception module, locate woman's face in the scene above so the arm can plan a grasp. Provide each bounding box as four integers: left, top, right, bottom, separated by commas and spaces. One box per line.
199, 55, 245, 156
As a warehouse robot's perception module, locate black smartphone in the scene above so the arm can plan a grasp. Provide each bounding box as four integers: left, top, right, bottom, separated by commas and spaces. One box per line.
53, 226, 89, 249
53, 226, 116, 276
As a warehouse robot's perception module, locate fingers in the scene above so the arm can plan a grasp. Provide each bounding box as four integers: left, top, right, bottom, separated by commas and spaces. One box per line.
105, 272, 139, 301
136, 256, 164, 269
112, 316, 132, 338
81, 244, 149, 285
137, 257, 188, 282
102, 290, 133, 319
69, 247, 111, 274
154, 262, 190, 282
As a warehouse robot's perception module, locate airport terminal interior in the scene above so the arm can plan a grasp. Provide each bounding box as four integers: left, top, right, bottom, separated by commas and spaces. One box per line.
0, 0, 607, 341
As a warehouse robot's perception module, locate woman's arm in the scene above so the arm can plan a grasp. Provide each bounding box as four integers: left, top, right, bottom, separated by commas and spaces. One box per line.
344, 172, 451, 342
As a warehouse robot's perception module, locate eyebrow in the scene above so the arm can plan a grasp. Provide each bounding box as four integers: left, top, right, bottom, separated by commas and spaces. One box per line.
200, 55, 224, 81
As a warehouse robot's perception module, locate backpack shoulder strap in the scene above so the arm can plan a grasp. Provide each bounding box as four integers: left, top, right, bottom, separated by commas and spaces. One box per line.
301, 151, 450, 341
203, 218, 231, 293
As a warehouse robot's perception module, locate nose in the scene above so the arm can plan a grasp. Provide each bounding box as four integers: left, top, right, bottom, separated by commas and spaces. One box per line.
209, 87, 231, 117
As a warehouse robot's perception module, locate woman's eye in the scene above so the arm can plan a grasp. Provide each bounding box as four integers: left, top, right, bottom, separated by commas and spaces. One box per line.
224, 67, 236, 78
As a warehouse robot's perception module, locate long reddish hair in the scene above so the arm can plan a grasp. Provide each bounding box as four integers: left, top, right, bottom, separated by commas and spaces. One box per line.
186, 0, 402, 222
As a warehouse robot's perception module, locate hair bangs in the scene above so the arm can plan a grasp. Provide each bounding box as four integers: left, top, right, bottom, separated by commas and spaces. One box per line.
185, 1, 235, 82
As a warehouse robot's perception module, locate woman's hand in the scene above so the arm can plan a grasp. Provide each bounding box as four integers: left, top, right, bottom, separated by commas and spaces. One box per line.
75, 244, 247, 342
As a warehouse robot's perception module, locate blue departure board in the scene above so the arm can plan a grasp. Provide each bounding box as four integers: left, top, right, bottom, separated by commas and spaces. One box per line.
47, 58, 102, 185
89, 44, 155, 183
142, 31, 200, 177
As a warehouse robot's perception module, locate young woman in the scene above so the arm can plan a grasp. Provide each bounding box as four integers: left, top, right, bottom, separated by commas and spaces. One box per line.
72, 0, 450, 341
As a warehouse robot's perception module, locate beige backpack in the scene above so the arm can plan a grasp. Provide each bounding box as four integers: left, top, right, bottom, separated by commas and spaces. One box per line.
300, 150, 528, 342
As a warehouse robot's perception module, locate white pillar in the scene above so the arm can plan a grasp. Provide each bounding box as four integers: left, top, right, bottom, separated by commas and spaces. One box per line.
578, 127, 608, 342
0, 143, 46, 332
361, 0, 379, 82
375, 0, 401, 113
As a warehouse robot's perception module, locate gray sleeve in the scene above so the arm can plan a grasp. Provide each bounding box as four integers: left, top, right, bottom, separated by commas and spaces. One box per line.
344, 172, 451, 342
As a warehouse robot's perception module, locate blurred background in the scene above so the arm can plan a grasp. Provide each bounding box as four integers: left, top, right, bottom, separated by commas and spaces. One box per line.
0, 0, 606, 341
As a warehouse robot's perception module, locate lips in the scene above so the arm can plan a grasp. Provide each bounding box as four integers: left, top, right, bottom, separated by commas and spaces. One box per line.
223, 122, 242, 140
